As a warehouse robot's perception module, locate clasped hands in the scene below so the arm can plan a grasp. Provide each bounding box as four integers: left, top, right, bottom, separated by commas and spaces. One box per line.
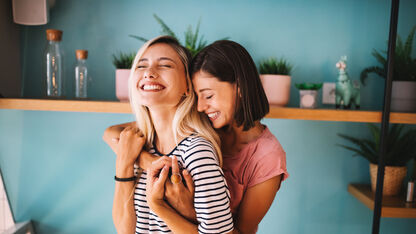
114, 126, 196, 221
146, 155, 197, 222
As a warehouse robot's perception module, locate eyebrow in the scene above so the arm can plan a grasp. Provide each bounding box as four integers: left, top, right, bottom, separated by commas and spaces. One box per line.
138, 57, 177, 63
198, 88, 212, 93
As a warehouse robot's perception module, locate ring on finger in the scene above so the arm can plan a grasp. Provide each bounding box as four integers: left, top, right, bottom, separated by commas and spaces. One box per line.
170, 173, 182, 184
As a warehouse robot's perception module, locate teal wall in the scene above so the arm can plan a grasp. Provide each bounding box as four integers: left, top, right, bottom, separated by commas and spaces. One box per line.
2, 0, 416, 233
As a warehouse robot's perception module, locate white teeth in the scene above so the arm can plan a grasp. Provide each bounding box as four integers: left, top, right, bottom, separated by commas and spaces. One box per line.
208, 112, 219, 119
143, 85, 163, 90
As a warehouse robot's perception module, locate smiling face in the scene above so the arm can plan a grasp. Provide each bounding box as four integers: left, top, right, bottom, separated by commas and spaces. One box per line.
193, 70, 237, 129
131, 43, 187, 108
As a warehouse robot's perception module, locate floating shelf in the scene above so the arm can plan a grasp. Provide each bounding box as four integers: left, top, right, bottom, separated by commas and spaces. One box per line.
0, 98, 131, 114
348, 184, 416, 218
1, 98, 416, 124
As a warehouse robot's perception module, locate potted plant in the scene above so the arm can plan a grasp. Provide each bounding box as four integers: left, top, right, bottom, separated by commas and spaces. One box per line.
360, 25, 416, 112
337, 124, 416, 196
130, 14, 228, 57
295, 83, 323, 108
258, 57, 293, 106
112, 52, 135, 102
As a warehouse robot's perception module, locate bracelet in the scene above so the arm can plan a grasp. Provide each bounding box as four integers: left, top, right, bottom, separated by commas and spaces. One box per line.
114, 176, 137, 182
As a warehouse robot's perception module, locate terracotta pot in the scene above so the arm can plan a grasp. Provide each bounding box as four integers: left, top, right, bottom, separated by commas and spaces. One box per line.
115, 69, 130, 102
391, 81, 416, 113
369, 163, 407, 196
260, 74, 291, 106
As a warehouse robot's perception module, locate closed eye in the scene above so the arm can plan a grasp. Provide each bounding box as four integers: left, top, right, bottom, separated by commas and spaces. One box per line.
206, 95, 213, 99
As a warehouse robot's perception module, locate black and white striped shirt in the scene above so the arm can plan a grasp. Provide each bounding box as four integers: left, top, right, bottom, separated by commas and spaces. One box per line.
134, 135, 234, 233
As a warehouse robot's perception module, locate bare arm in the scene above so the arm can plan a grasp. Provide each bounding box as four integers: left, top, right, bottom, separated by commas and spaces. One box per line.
161, 175, 282, 234
112, 161, 136, 234
112, 127, 146, 234
103, 121, 159, 170
162, 163, 282, 234
147, 157, 233, 234
233, 175, 282, 234
103, 121, 136, 153
146, 163, 199, 234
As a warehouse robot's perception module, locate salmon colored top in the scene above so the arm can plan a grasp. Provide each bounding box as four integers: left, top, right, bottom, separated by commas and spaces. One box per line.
222, 126, 289, 215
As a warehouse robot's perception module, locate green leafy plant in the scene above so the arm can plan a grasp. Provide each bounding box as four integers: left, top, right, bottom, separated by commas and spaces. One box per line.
295, 83, 323, 90
337, 124, 416, 166
112, 52, 136, 69
129, 14, 228, 57
258, 57, 293, 75
360, 25, 416, 85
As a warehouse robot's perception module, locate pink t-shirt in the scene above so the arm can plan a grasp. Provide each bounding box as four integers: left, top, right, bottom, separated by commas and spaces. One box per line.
222, 126, 289, 215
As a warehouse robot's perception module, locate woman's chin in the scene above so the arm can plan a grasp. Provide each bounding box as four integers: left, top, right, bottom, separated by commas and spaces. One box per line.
212, 120, 227, 129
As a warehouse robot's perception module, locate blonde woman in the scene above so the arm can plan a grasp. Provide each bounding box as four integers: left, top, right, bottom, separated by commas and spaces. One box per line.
109, 36, 233, 233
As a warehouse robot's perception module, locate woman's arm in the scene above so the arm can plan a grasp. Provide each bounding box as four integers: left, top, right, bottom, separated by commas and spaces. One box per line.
103, 121, 136, 153
234, 175, 282, 234
103, 122, 161, 170
112, 126, 146, 234
147, 156, 233, 234
146, 162, 199, 234
162, 161, 283, 234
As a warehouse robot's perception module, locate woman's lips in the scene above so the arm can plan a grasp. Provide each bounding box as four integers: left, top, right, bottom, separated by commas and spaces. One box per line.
138, 82, 166, 91
142, 84, 165, 91
207, 111, 220, 121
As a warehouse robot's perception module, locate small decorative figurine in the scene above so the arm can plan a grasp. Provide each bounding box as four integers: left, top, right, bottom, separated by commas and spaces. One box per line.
335, 56, 360, 109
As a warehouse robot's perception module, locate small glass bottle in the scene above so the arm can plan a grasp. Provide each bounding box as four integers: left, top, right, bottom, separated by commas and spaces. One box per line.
74, 50, 88, 99
44, 29, 64, 98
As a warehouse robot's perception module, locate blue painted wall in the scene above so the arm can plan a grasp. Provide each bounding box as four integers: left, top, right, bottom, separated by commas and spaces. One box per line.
2, 0, 416, 233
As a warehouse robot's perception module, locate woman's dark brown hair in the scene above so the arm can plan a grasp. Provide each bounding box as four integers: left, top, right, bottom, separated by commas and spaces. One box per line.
190, 40, 269, 131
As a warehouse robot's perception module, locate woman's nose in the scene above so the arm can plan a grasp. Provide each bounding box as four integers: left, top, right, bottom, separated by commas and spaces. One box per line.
197, 99, 207, 112
144, 67, 157, 79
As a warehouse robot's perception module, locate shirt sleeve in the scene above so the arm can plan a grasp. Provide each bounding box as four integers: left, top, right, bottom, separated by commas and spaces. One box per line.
246, 144, 289, 188
183, 138, 234, 234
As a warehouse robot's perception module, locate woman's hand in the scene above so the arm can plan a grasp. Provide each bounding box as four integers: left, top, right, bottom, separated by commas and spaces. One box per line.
115, 126, 146, 167
146, 162, 170, 209
165, 156, 196, 222
102, 121, 136, 153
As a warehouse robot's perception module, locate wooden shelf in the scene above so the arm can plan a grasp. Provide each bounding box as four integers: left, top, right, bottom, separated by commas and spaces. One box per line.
348, 184, 416, 218
1, 98, 416, 124
267, 106, 416, 124
0, 98, 131, 114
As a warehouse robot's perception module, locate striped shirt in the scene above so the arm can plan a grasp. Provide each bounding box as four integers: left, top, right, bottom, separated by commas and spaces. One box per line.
133, 135, 234, 234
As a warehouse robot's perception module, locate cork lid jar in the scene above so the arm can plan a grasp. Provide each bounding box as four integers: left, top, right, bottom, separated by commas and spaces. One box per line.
76, 50, 88, 60
46, 29, 63, 41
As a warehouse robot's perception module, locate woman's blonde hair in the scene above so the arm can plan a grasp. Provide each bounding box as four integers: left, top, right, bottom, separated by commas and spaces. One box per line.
128, 36, 222, 166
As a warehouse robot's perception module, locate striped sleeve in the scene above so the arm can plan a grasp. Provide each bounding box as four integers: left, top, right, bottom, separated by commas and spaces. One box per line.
183, 138, 234, 234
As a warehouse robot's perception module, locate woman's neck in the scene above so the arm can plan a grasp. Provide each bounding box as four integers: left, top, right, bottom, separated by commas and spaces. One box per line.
220, 121, 265, 155
148, 106, 177, 155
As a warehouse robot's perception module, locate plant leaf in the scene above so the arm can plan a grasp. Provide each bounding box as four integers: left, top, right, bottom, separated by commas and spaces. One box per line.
129, 34, 148, 42
404, 25, 416, 58
153, 14, 178, 41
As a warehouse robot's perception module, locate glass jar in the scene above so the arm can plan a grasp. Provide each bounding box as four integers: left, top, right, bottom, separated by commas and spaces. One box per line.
74, 50, 88, 99
44, 29, 64, 98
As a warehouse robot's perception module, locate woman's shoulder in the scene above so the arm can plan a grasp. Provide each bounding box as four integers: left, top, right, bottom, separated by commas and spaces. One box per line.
179, 134, 215, 150
251, 127, 285, 156
244, 126, 289, 186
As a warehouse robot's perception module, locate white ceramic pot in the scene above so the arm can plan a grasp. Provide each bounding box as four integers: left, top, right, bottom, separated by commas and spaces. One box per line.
260, 74, 291, 106
391, 81, 416, 113
299, 90, 318, 108
115, 69, 130, 102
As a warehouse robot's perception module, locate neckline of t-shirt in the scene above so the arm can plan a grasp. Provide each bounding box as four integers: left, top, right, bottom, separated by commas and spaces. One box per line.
223, 125, 270, 158
152, 133, 196, 156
